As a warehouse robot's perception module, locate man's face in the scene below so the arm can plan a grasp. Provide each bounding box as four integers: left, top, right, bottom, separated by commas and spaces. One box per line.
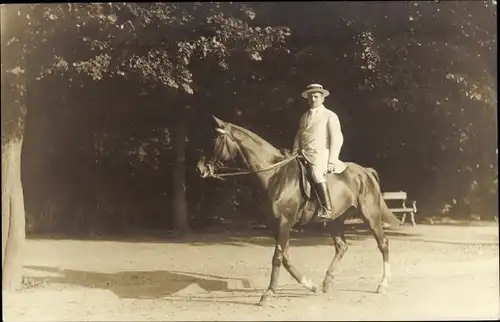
307, 92, 324, 109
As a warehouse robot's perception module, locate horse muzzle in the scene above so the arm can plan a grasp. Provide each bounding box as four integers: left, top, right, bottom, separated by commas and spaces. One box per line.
196, 157, 219, 179
196, 157, 209, 178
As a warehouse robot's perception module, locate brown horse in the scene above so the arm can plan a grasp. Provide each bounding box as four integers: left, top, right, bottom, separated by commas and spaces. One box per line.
196, 116, 401, 306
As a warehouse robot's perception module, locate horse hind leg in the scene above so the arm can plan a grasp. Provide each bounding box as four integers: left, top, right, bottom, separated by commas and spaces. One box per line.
360, 200, 391, 294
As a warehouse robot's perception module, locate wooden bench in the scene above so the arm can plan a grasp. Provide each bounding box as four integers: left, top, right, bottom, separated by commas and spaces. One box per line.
382, 191, 417, 226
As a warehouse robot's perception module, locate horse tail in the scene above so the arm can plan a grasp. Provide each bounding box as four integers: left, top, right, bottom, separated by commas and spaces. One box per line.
365, 167, 401, 227
381, 201, 402, 227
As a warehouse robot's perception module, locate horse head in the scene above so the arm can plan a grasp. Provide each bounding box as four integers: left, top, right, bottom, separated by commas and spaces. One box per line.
196, 116, 241, 179
196, 115, 285, 180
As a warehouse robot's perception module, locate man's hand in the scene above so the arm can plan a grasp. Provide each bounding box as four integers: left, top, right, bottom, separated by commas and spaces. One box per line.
327, 163, 335, 173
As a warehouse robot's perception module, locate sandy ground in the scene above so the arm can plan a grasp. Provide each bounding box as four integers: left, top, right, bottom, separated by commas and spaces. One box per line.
3, 223, 499, 321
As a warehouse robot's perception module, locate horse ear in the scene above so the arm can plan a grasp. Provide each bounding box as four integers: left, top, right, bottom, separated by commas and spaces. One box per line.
212, 115, 225, 127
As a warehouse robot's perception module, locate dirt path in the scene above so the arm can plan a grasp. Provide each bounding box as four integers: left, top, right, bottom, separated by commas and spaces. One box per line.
4, 224, 499, 321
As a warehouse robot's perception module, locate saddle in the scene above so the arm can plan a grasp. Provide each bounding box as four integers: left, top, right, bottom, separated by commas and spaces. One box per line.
297, 157, 315, 200
296, 156, 348, 201
295, 156, 353, 225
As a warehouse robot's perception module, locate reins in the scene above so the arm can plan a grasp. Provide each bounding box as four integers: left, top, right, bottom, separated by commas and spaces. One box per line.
215, 153, 298, 178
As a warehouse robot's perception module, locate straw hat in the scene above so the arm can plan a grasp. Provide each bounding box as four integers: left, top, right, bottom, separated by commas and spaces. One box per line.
301, 83, 330, 99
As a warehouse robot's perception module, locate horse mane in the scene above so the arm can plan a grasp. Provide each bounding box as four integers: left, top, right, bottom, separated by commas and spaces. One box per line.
228, 123, 285, 163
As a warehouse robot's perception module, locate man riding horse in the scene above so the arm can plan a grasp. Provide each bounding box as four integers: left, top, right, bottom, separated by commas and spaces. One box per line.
292, 83, 346, 221
197, 88, 400, 304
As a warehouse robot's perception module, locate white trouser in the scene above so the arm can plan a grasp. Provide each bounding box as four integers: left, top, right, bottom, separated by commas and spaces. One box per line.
301, 149, 329, 184
310, 165, 327, 183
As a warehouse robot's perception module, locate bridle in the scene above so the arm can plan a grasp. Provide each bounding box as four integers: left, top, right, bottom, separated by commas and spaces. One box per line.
205, 127, 298, 179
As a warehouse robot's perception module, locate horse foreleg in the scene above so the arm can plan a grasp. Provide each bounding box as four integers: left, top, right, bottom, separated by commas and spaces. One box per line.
258, 227, 288, 306
282, 244, 319, 294
259, 223, 319, 306
322, 222, 348, 293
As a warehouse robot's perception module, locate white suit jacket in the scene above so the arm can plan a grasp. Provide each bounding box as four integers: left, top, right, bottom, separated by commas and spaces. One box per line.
292, 105, 344, 171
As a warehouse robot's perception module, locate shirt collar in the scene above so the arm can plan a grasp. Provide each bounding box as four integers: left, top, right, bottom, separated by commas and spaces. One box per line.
309, 104, 325, 113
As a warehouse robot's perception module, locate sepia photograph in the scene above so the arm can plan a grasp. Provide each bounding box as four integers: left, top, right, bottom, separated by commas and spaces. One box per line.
2, 1, 498, 321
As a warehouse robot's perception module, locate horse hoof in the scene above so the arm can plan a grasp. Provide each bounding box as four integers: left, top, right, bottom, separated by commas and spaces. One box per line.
376, 284, 388, 294
311, 284, 320, 294
258, 295, 271, 306
322, 282, 331, 294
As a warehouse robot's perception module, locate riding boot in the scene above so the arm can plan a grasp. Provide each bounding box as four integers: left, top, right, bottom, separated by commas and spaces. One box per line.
314, 182, 334, 220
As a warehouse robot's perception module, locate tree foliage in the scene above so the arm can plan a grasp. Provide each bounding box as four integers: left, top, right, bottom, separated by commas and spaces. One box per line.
10, 3, 290, 94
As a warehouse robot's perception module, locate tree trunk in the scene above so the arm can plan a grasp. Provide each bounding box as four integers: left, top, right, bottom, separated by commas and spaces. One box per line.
2, 138, 26, 292
172, 118, 191, 234
1, 2, 28, 292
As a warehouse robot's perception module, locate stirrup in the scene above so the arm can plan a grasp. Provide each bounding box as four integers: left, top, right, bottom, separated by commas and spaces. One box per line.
316, 206, 333, 221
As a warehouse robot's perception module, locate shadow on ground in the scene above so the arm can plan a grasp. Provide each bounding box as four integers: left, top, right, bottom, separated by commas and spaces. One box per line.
24, 266, 254, 299
23, 266, 315, 306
